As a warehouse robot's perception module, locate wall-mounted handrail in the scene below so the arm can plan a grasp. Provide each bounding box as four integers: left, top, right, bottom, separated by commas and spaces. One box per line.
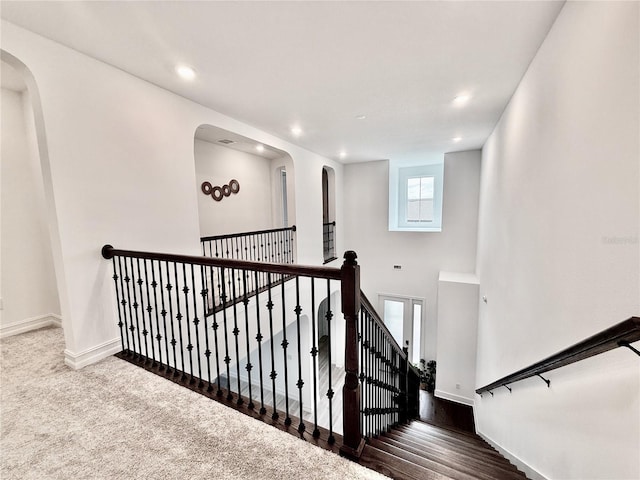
476, 317, 640, 395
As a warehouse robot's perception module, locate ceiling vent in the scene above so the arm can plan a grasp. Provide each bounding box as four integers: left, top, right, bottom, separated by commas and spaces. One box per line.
217, 139, 235, 145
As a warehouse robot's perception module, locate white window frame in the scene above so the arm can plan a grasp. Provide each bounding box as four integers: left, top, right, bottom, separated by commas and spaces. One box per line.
389, 161, 444, 232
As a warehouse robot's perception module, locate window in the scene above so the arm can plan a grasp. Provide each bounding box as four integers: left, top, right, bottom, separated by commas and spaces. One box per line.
389, 161, 444, 232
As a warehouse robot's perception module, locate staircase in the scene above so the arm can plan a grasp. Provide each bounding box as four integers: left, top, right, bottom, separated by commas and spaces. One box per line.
359, 420, 528, 480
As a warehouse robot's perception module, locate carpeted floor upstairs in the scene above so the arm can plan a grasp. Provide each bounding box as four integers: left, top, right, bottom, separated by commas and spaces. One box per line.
0, 327, 386, 480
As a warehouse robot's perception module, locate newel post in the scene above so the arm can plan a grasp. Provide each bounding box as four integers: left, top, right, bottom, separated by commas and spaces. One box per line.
339, 251, 366, 459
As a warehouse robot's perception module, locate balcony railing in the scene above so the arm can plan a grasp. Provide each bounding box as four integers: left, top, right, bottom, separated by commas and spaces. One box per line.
323, 221, 336, 264
102, 245, 419, 460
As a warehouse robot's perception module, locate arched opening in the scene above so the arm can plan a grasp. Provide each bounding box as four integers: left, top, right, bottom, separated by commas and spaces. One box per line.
193, 125, 296, 238
321, 166, 336, 264
0, 52, 64, 344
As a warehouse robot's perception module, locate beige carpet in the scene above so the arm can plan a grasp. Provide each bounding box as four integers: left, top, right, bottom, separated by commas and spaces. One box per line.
0, 327, 386, 480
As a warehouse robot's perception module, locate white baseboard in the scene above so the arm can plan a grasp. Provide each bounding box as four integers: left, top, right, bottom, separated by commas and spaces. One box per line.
434, 388, 474, 407
477, 430, 548, 480
64, 337, 121, 370
0, 313, 62, 339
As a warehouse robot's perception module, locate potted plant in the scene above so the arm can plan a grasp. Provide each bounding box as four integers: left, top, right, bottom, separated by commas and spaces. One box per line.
418, 359, 436, 392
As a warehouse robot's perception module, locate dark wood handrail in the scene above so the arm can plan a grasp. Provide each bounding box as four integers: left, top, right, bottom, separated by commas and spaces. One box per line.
476, 317, 640, 394
200, 225, 296, 242
360, 292, 407, 361
101, 244, 341, 280
360, 292, 421, 378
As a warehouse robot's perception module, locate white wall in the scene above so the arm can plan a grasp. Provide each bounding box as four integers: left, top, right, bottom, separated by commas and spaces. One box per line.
0, 87, 60, 332
195, 139, 273, 237
435, 272, 478, 406
1, 20, 344, 366
475, 2, 639, 479
343, 150, 481, 362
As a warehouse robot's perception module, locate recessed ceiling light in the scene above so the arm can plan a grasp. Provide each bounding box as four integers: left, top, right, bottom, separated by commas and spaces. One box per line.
339, 151, 347, 159
452, 137, 462, 142
290, 125, 302, 136
256, 144, 265, 152
453, 94, 471, 106
176, 65, 196, 80
355, 115, 367, 120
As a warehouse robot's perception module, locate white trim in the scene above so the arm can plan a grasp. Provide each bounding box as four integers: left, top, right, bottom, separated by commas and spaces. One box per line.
64, 337, 121, 370
434, 388, 475, 407
476, 430, 548, 480
0, 313, 62, 338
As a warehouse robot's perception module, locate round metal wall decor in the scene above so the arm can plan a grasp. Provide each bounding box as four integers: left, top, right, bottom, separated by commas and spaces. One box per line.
201, 179, 240, 202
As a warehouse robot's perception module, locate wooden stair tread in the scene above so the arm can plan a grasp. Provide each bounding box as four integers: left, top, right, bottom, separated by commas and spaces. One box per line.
367, 437, 479, 480
360, 443, 455, 480
382, 430, 521, 474
378, 433, 526, 480
395, 424, 507, 460
405, 421, 493, 448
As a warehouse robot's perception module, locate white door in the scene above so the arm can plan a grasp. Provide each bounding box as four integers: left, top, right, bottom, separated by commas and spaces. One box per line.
379, 295, 423, 366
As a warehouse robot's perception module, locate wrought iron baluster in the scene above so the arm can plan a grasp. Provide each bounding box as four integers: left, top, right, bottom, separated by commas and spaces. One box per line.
326, 278, 335, 444
294, 276, 305, 433
113, 257, 128, 353
220, 267, 233, 400
143, 259, 157, 367
281, 279, 291, 425
199, 265, 212, 391
310, 278, 320, 438
135, 259, 150, 361
359, 308, 364, 439
127, 258, 142, 358
150, 260, 164, 370
209, 265, 222, 396
173, 262, 187, 380
254, 270, 266, 415
231, 268, 243, 404
242, 270, 254, 409
165, 261, 177, 374
190, 264, 204, 388
266, 273, 278, 420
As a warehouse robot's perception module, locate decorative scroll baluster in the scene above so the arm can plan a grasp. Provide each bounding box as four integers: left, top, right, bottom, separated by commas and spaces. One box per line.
266, 273, 278, 420
231, 268, 243, 405
310, 278, 320, 438
220, 267, 232, 400
190, 264, 203, 388
134, 259, 149, 361
326, 278, 334, 444
173, 262, 187, 381
126, 258, 142, 358
150, 260, 163, 370
242, 271, 254, 409
281, 280, 291, 425
166, 262, 178, 377
112, 257, 126, 352
294, 276, 305, 433
143, 260, 156, 367
199, 265, 213, 391
181, 263, 194, 384
209, 265, 222, 396
254, 270, 267, 415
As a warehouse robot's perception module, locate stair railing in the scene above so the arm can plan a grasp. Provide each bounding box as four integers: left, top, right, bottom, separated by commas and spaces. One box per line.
101, 245, 418, 459
201, 225, 296, 264
323, 221, 337, 264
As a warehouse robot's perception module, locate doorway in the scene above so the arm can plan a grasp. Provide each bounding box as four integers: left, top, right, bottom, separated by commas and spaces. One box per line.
378, 295, 423, 366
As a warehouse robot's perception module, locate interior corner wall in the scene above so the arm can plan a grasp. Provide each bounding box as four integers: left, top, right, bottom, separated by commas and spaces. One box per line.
194, 139, 273, 237
475, 2, 639, 479
1, 20, 342, 361
343, 150, 481, 363
1, 87, 60, 329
